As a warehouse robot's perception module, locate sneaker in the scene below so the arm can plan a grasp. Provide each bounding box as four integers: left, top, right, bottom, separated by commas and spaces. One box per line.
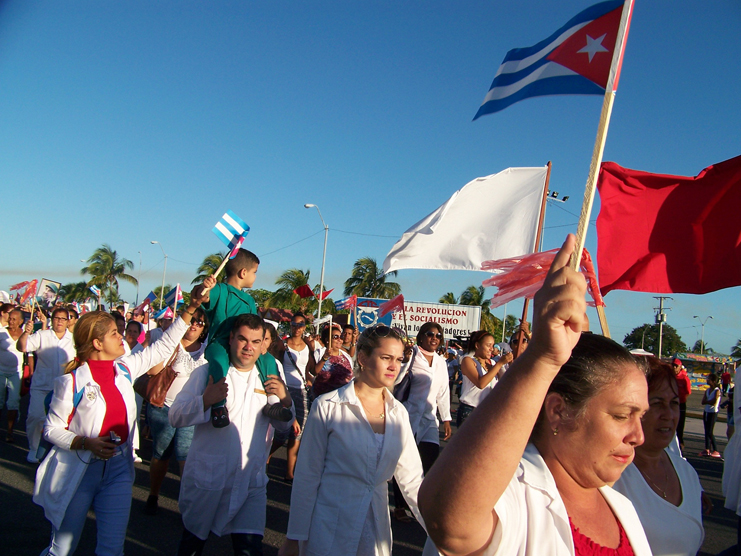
711, 451, 724, 459
211, 406, 230, 428
144, 495, 158, 515
698, 450, 711, 457
133, 455, 143, 463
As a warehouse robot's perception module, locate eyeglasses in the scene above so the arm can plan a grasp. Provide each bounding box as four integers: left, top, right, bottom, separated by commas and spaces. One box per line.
424, 331, 443, 340
52, 317, 69, 322
191, 320, 205, 327
291, 321, 306, 327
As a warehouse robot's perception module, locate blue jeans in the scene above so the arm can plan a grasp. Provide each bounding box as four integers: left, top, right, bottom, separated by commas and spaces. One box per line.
0, 372, 21, 410
147, 403, 194, 461
44, 447, 134, 556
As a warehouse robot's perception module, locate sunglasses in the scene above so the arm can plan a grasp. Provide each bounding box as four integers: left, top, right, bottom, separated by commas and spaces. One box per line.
331, 334, 341, 340
424, 331, 443, 340
191, 319, 205, 327
291, 321, 306, 327
511, 337, 529, 345
362, 324, 407, 342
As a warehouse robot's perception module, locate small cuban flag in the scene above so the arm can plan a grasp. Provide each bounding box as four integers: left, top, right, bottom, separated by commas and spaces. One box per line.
213, 210, 250, 250
335, 295, 358, 310
164, 285, 184, 307
89, 285, 102, 297
153, 306, 174, 320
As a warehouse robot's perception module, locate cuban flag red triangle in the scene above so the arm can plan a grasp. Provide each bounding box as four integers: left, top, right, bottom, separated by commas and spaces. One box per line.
547, 5, 622, 89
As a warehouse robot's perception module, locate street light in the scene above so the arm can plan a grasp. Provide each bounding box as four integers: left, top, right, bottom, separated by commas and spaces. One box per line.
304, 203, 328, 320
151, 241, 167, 309
136, 251, 142, 306
693, 315, 713, 354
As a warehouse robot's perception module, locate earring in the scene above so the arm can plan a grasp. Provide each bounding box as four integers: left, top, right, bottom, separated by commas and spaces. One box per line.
552, 427, 559, 436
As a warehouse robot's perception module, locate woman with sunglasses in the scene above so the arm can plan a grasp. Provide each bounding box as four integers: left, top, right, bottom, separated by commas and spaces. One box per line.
457, 330, 512, 427
143, 308, 209, 515
315, 322, 354, 374
279, 325, 425, 556
392, 321, 452, 523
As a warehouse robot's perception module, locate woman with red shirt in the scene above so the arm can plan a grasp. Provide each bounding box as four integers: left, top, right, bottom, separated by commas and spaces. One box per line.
33, 288, 205, 556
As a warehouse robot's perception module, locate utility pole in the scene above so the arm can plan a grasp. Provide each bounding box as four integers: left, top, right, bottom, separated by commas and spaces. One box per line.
653, 296, 673, 358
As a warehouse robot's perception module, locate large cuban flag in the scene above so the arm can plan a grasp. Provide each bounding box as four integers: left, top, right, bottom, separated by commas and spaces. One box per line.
474, 0, 629, 119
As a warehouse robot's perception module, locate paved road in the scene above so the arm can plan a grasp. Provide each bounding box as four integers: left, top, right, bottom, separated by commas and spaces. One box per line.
0, 391, 737, 555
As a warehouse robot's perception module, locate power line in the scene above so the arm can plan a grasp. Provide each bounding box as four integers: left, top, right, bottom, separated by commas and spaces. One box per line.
332, 228, 400, 239
259, 230, 324, 257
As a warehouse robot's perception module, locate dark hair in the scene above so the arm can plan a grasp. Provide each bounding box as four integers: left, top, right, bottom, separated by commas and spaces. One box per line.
263, 322, 283, 359
67, 306, 79, 319
533, 333, 643, 437
417, 321, 444, 346
51, 307, 70, 320
113, 312, 126, 325
225, 249, 260, 278
466, 330, 494, 354
640, 357, 678, 396
342, 324, 354, 332
291, 312, 306, 324
1, 303, 14, 315
231, 313, 265, 334
354, 325, 405, 374
321, 322, 342, 346
190, 307, 209, 342
707, 373, 718, 385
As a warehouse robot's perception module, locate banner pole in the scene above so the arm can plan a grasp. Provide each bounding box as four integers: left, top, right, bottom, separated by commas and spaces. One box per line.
569, 0, 633, 338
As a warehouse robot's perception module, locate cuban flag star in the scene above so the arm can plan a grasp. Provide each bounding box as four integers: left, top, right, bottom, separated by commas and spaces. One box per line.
474, 0, 629, 119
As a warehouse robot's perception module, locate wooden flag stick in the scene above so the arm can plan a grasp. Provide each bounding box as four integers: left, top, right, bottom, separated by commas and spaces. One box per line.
569, 0, 634, 339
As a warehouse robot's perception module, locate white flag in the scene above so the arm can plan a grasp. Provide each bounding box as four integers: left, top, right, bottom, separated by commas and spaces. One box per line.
383, 167, 547, 273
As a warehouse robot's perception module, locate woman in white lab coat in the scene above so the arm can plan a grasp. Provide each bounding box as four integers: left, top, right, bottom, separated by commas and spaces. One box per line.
33, 292, 203, 556
279, 325, 425, 556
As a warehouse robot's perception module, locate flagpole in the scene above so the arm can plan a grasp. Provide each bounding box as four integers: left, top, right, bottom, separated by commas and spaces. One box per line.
514, 162, 551, 357
569, 0, 633, 337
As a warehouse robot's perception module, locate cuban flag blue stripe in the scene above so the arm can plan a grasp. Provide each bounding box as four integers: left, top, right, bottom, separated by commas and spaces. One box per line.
213, 210, 250, 247
474, 0, 622, 120
164, 286, 183, 306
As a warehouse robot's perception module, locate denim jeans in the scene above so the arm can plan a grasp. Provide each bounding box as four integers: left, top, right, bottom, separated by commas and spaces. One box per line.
147, 403, 194, 461
44, 447, 134, 556
0, 372, 21, 410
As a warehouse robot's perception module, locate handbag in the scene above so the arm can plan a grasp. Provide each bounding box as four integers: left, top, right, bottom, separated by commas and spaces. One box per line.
133, 346, 179, 407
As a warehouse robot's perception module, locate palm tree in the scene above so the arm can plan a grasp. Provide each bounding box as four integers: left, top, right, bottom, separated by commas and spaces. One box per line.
59, 281, 92, 303
439, 292, 459, 304
269, 269, 317, 313
459, 285, 498, 334
192, 252, 228, 285
732, 339, 741, 360
81, 244, 137, 306
344, 257, 401, 299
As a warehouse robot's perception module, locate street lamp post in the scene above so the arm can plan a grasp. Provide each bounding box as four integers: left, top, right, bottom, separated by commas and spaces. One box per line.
693, 315, 713, 354
151, 241, 167, 309
136, 251, 142, 306
304, 204, 328, 320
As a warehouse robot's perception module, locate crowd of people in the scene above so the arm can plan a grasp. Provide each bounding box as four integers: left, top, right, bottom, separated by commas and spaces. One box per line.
0, 237, 739, 555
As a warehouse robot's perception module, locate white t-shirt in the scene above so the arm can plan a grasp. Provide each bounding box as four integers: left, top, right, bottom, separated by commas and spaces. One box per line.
283, 344, 311, 389
613, 449, 704, 556
0, 327, 24, 376
704, 387, 721, 413
165, 342, 208, 407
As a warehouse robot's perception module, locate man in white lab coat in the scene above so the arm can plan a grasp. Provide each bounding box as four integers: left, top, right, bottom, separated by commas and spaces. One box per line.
169, 313, 294, 556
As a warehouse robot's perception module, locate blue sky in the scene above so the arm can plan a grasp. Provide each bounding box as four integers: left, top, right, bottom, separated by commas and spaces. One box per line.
1, 1, 739, 354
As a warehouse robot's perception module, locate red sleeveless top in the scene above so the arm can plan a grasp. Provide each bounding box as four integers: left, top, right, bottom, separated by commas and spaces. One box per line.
569, 517, 635, 556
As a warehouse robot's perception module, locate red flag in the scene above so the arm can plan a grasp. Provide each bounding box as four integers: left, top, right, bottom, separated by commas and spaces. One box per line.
378, 294, 404, 317
9, 281, 29, 291
293, 284, 315, 299
481, 249, 604, 308
315, 288, 334, 300
597, 155, 741, 295
19, 279, 38, 304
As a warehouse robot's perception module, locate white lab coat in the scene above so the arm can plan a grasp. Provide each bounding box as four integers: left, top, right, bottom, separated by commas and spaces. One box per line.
402, 347, 451, 445
170, 362, 294, 540
23, 329, 76, 391
485, 444, 652, 556
33, 317, 188, 529
286, 380, 425, 556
